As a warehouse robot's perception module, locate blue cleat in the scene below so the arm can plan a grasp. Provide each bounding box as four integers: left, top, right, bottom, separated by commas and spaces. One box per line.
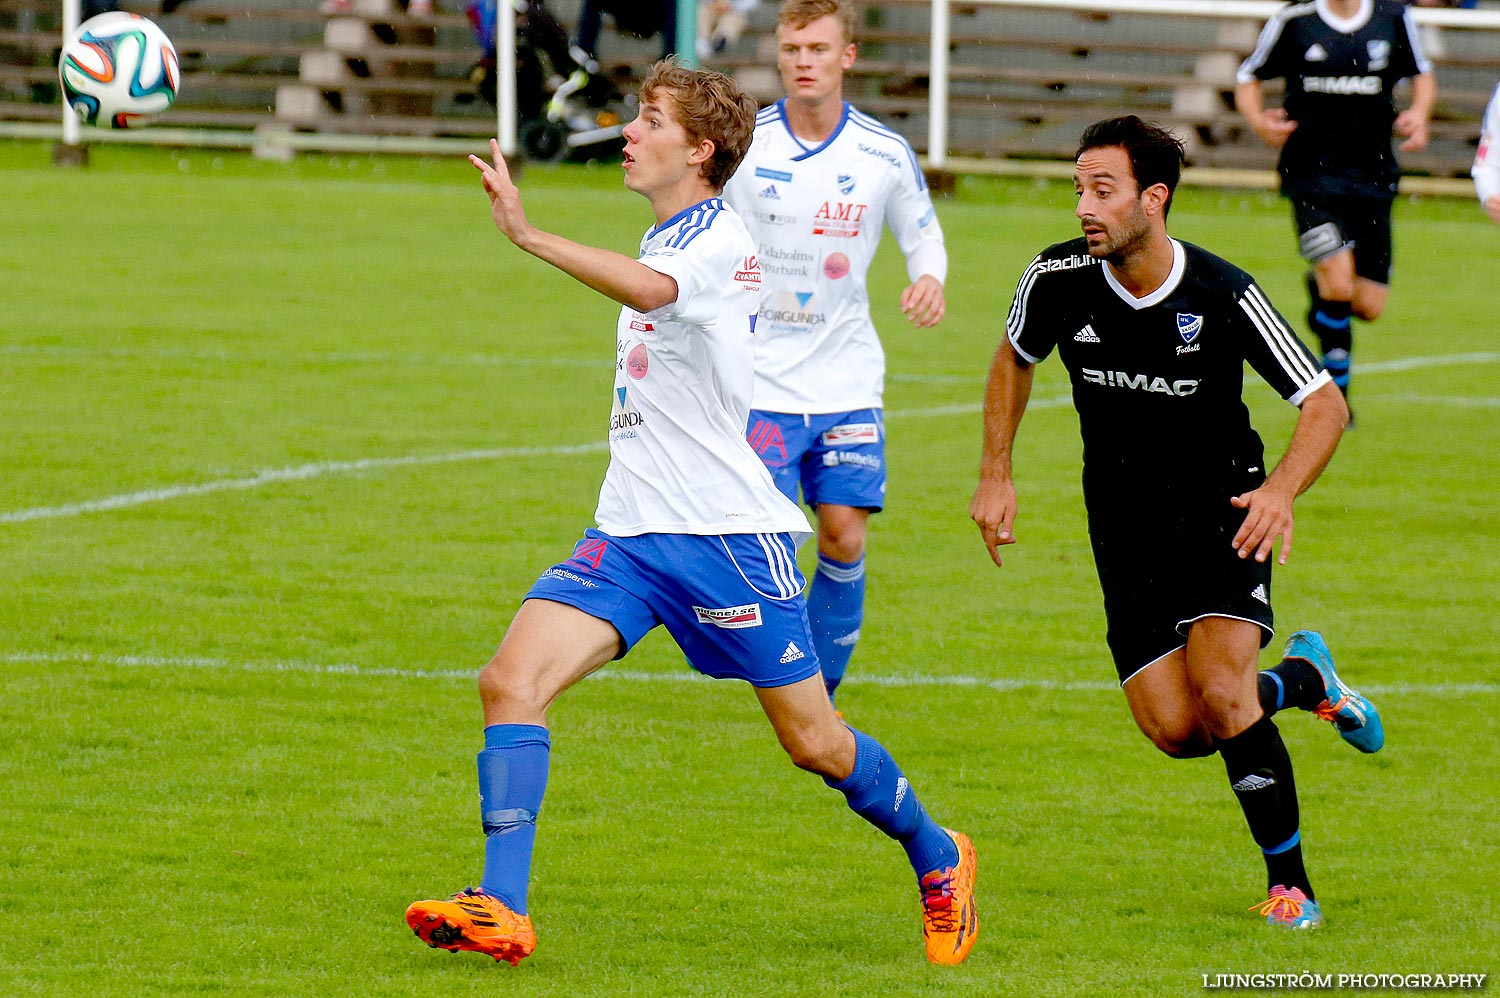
1283, 630, 1383, 754
1251, 885, 1324, 929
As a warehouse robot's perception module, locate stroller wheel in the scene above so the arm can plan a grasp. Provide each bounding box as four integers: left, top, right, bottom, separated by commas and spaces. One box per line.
519, 119, 569, 162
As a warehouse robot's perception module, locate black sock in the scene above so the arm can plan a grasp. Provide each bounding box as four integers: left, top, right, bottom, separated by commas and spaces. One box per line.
1216, 715, 1313, 899
1257, 658, 1325, 715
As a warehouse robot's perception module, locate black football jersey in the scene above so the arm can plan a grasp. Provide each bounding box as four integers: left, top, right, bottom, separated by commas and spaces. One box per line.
1238, 0, 1430, 198
1006, 238, 1328, 502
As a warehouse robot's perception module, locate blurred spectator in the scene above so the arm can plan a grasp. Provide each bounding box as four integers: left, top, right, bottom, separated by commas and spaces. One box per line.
574, 0, 677, 62
697, 0, 759, 59
466, 0, 587, 116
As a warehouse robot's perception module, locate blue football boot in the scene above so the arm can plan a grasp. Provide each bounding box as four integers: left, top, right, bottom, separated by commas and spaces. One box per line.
1283, 630, 1384, 754
1252, 885, 1324, 929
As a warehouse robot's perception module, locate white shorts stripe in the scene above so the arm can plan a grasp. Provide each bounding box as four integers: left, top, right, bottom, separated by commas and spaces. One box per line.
756, 532, 802, 600
720, 534, 802, 603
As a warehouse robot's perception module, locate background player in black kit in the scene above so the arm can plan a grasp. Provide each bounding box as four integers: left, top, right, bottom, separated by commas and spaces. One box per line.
970, 117, 1385, 929
1235, 0, 1434, 416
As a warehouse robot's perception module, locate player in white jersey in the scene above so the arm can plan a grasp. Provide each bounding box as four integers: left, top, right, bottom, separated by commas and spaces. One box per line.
721, 0, 947, 706
403, 59, 978, 969
1475, 80, 1500, 224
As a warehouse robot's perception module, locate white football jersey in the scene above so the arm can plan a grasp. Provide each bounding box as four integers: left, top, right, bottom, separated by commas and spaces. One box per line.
722, 100, 946, 414
595, 197, 812, 540
1474, 81, 1500, 205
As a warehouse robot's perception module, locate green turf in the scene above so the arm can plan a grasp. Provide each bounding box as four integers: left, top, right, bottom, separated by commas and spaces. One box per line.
1, 140, 1496, 996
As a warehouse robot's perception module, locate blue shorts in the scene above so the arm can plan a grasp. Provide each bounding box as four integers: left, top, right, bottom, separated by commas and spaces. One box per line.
525, 528, 821, 688
745, 408, 886, 511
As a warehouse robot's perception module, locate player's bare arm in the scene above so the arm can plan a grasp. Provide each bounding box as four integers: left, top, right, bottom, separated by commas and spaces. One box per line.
1234, 80, 1298, 149
900, 274, 946, 329
470, 139, 679, 313
1230, 381, 1347, 565
971, 338, 1035, 567
1396, 72, 1436, 152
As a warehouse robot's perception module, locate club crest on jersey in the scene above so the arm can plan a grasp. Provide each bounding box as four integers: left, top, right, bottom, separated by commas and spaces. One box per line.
1367, 39, 1390, 71
1177, 313, 1203, 344
837, 174, 857, 195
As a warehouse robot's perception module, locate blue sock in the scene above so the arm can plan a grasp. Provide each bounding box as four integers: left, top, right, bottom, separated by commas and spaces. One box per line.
824, 728, 959, 877
477, 723, 550, 915
1321, 347, 1352, 393
1307, 295, 1353, 393
808, 553, 865, 702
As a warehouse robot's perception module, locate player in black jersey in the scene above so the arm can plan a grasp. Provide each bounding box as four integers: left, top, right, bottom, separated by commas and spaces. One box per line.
971, 117, 1385, 929
1235, 0, 1434, 415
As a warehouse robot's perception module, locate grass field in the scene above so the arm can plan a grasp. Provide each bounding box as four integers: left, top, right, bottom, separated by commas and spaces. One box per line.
1, 140, 1497, 997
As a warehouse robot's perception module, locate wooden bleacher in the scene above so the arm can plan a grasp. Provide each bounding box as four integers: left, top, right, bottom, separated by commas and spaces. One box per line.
1, 0, 1494, 179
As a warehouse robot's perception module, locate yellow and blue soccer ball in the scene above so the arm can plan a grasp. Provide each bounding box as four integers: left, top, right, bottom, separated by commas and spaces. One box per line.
59, 12, 180, 128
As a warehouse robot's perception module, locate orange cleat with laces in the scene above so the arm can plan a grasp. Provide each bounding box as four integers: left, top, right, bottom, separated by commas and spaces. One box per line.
405, 888, 537, 965
1250, 884, 1324, 929
919, 829, 978, 965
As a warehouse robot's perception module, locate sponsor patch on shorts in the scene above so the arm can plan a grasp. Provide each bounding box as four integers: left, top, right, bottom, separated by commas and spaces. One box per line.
692, 603, 763, 629
820, 422, 880, 446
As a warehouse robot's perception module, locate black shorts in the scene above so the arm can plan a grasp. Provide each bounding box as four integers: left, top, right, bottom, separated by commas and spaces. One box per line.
1291, 194, 1394, 285
1086, 485, 1274, 685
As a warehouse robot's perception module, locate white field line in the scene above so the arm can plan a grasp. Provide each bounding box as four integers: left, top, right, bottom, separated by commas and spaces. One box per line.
1376, 393, 1500, 409
4, 650, 1496, 696
0, 396, 1070, 526
0, 443, 609, 525
6, 345, 1494, 377
2, 351, 1495, 526
0, 343, 606, 369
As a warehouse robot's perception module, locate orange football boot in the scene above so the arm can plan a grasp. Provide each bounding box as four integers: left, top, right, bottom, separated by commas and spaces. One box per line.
919, 829, 978, 966
405, 888, 537, 966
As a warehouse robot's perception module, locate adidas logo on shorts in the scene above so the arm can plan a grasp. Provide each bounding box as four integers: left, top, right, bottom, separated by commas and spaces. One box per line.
1074, 324, 1100, 343
779, 641, 805, 664
1251, 584, 1269, 605
1231, 773, 1277, 792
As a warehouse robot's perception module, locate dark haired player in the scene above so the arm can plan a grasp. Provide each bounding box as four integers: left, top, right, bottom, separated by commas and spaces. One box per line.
971, 116, 1383, 929
1236, 0, 1434, 417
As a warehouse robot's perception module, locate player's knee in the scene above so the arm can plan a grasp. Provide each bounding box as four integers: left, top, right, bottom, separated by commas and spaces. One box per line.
1315, 270, 1355, 302
1148, 729, 1215, 759
1352, 299, 1383, 321
780, 726, 846, 777
1136, 715, 1213, 758
817, 512, 868, 562
477, 653, 545, 714
1192, 682, 1260, 738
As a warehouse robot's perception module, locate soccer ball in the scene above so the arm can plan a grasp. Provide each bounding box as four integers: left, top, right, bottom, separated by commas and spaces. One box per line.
58, 12, 180, 128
